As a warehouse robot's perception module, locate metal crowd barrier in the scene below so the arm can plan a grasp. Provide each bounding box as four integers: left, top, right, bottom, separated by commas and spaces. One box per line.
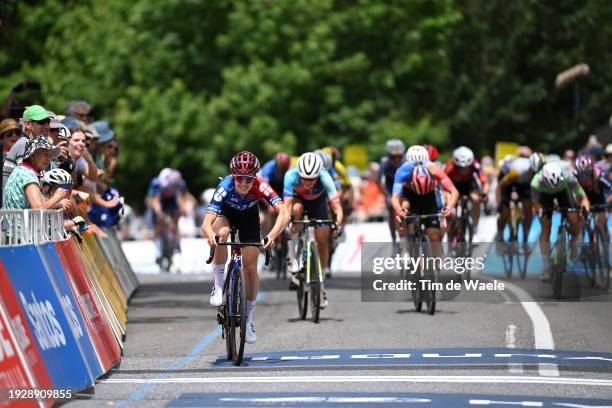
0, 209, 67, 245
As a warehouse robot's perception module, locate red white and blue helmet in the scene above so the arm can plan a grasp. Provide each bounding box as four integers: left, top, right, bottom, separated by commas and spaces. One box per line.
411, 164, 435, 195
230, 151, 260, 175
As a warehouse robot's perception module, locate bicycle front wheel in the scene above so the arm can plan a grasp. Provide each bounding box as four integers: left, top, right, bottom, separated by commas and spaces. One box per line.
551, 240, 565, 300
596, 228, 610, 289
297, 272, 308, 320
228, 268, 247, 365
309, 245, 321, 323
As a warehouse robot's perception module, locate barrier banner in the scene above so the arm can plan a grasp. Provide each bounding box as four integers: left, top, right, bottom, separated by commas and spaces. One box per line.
77, 236, 127, 330
54, 240, 121, 370
0, 299, 39, 407
95, 235, 131, 298
102, 229, 139, 296
0, 246, 92, 391
83, 234, 128, 309
37, 243, 104, 380
0, 259, 53, 403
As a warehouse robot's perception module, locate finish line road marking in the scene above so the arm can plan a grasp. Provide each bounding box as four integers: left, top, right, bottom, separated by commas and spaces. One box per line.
101, 375, 612, 387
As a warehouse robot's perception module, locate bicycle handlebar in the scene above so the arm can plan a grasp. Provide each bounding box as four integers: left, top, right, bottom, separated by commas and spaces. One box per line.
205, 235, 272, 266
402, 212, 443, 221
291, 218, 337, 227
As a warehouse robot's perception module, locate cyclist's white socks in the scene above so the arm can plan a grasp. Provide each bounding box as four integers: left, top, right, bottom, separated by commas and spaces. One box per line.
247, 300, 256, 322
288, 233, 299, 260
212, 264, 225, 289
154, 238, 162, 258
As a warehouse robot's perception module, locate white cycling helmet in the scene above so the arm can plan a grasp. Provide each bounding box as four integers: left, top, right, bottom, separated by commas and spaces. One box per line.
314, 149, 333, 171
42, 168, 72, 186
452, 146, 474, 167
541, 162, 564, 189
405, 145, 429, 163
297, 152, 323, 179
529, 152, 545, 172
386, 139, 406, 155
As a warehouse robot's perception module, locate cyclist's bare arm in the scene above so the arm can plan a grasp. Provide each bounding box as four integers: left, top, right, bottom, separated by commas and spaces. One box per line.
202, 212, 218, 246
330, 199, 344, 225
266, 202, 290, 244
149, 195, 163, 217
391, 193, 405, 216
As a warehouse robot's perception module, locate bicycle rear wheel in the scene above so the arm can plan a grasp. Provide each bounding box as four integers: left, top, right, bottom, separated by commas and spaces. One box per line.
309, 245, 321, 323
228, 268, 247, 365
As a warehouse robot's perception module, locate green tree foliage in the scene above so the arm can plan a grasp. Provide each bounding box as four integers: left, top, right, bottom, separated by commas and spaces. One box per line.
1, 0, 610, 204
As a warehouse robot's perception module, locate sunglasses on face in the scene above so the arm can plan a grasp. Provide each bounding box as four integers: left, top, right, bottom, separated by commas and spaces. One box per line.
58, 183, 73, 190
300, 177, 317, 183
234, 175, 255, 183
2, 130, 19, 138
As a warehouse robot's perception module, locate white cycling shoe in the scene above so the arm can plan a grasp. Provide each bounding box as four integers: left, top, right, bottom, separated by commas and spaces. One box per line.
245, 321, 257, 344
288, 257, 301, 273
209, 286, 223, 307
320, 288, 328, 309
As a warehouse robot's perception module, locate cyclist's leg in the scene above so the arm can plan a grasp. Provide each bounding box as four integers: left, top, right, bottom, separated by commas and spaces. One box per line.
496, 185, 512, 241
315, 226, 331, 274
235, 205, 261, 343
386, 198, 397, 243
304, 195, 332, 276
209, 211, 231, 306
469, 183, 482, 232
519, 184, 534, 242
538, 196, 554, 279
287, 198, 304, 273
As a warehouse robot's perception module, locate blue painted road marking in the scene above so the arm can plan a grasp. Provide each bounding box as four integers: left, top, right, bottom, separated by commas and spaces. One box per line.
166, 392, 612, 407
212, 347, 612, 369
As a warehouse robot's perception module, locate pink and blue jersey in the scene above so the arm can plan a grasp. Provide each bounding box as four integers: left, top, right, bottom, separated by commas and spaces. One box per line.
207, 176, 282, 215
283, 168, 339, 202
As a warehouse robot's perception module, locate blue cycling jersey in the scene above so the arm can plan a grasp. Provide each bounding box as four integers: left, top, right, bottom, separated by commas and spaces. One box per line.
207, 175, 282, 214
377, 155, 405, 194
283, 168, 338, 201
392, 161, 421, 195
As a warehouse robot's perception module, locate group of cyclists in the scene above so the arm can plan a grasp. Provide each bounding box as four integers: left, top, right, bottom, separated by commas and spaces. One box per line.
147, 138, 610, 344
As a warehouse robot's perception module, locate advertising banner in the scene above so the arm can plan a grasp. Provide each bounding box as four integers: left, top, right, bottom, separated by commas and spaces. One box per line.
0, 259, 53, 401
0, 299, 39, 407
54, 240, 121, 370
0, 246, 92, 391
37, 243, 104, 380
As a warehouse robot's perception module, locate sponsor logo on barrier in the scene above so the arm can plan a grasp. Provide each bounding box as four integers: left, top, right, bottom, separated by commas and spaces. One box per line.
10, 315, 31, 350
19, 291, 66, 351
60, 295, 84, 339
0, 319, 15, 361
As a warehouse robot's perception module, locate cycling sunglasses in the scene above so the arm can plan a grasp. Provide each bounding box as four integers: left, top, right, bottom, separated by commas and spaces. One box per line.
58, 183, 73, 190
234, 175, 255, 183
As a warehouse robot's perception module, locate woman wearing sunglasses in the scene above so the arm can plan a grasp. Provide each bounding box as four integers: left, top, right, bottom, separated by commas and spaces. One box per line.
1, 119, 21, 162
202, 151, 289, 345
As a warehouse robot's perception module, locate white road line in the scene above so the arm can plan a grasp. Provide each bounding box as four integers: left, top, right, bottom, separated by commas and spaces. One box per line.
479, 276, 559, 377
505, 324, 524, 374
101, 375, 612, 386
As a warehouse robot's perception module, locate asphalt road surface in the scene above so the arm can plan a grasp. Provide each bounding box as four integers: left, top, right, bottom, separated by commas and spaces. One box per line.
66, 218, 612, 407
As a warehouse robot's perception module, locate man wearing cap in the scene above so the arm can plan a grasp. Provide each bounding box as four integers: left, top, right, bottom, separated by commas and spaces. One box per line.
2, 105, 50, 205
3, 136, 70, 211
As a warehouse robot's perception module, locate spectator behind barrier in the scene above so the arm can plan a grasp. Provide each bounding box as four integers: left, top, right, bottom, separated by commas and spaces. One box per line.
2, 137, 71, 211
66, 100, 93, 125
1, 119, 20, 161
101, 138, 120, 185
2, 105, 50, 202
